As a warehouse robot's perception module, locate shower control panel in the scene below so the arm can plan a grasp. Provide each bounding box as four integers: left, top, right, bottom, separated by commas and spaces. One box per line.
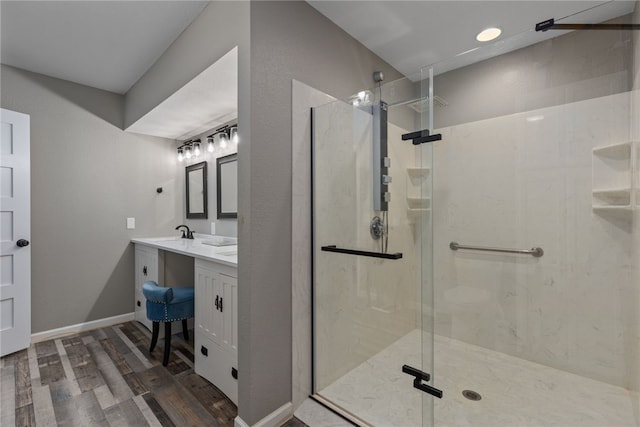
373, 101, 389, 211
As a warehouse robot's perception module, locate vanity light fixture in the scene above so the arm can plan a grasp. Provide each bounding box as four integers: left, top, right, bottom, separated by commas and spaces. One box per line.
219, 132, 229, 149
200, 124, 238, 158
208, 125, 232, 150
176, 139, 206, 161
193, 139, 201, 157
476, 27, 502, 42
230, 126, 239, 145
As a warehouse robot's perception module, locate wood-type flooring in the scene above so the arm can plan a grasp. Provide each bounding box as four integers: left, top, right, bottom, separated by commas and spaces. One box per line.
0, 321, 307, 427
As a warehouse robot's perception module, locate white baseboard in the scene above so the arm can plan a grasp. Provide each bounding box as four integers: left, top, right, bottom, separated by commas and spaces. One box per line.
31, 312, 135, 343
235, 402, 293, 427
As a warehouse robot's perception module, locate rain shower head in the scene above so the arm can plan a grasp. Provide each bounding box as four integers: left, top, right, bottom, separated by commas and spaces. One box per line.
406, 96, 448, 113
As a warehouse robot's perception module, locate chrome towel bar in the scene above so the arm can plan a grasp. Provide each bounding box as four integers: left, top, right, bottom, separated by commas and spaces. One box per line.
449, 241, 544, 258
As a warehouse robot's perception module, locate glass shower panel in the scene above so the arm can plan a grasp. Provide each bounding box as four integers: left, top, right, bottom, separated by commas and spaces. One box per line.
313, 76, 435, 426
426, 5, 639, 426
419, 66, 435, 427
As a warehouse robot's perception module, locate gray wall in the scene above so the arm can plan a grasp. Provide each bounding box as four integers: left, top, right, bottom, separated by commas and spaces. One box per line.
240, 1, 401, 423
433, 14, 635, 128
1, 65, 181, 333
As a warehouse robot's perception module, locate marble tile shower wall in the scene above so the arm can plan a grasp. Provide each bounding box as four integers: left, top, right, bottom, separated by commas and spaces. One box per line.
314, 100, 421, 390
432, 91, 636, 389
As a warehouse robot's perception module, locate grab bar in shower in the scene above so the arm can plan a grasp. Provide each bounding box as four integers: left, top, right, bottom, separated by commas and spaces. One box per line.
449, 241, 544, 257
321, 245, 403, 260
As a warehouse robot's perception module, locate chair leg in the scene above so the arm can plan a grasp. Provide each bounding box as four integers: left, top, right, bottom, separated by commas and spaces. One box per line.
163, 322, 172, 366
150, 322, 159, 352
182, 319, 189, 341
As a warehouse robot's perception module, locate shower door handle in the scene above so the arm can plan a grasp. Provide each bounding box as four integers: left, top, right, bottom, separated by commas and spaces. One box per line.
402, 364, 443, 399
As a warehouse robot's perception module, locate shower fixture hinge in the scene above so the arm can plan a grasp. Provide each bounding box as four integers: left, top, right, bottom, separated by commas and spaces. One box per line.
402, 364, 443, 399
402, 129, 442, 145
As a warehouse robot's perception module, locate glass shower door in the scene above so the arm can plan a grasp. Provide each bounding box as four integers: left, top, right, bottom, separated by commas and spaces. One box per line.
425, 6, 638, 425
418, 66, 436, 427
312, 73, 437, 426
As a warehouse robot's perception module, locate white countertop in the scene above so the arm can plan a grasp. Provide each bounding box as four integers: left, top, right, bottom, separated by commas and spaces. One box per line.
132, 235, 238, 267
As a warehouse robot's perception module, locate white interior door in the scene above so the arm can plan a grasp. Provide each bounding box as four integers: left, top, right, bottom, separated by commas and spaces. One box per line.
0, 108, 31, 357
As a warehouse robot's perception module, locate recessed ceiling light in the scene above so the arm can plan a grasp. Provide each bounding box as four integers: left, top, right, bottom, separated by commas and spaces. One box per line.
476, 27, 502, 42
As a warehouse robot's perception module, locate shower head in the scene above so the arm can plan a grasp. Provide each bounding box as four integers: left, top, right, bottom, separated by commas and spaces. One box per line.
407, 96, 448, 113
387, 96, 449, 112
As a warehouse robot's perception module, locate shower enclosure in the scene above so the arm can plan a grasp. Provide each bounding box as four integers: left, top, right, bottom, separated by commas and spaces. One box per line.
312, 4, 639, 427
312, 70, 436, 426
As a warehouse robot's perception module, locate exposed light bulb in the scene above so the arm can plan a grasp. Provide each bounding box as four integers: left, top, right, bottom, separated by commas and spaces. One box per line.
231, 127, 239, 145
350, 90, 371, 106
194, 142, 201, 157
219, 133, 228, 149
177, 148, 184, 162
207, 136, 214, 152
185, 146, 192, 159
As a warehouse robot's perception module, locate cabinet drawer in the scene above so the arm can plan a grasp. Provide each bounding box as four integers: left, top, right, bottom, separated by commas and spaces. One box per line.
195, 331, 237, 404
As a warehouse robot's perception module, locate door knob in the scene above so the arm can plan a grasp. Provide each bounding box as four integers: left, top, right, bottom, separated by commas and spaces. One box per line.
17, 239, 29, 247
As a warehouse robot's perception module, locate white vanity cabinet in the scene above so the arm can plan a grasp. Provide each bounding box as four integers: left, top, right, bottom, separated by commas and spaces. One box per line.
194, 258, 238, 404
132, 237, 238, 404
134, 245, 164, 330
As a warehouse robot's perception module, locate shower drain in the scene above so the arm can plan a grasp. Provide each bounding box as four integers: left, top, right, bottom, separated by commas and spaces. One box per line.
462, 390, 482, 401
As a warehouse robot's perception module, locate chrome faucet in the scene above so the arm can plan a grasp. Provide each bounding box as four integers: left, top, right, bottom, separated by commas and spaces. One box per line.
175, 224, 194, 239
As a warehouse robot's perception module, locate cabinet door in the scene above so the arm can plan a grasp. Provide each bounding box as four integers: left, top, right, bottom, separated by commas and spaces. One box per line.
135, 246, 159, 288
220, 273, 238, 357
195, 263, 223, 346
134, 246, 159, 329
194, 259, 238, 404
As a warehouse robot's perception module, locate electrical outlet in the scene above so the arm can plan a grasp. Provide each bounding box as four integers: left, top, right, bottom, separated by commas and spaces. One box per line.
127, 217, 135, 229
211, 222, 216, 235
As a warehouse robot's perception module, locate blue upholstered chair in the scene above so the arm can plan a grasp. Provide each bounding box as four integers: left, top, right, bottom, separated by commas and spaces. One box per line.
142, 280, 194, 366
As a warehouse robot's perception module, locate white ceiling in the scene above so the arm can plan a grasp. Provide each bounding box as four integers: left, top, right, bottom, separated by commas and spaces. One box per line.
1, 1, 208, 94
126, 47, 238, 141
307, 1, 636, 78
1, 1, 635, 138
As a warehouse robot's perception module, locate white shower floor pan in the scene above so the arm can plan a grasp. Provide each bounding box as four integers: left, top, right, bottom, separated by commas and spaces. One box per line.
317, 329, 640, 427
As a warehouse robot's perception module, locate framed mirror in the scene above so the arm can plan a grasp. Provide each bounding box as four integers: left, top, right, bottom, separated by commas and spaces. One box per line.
216, 153, 238, 219
186, 161, 208, 219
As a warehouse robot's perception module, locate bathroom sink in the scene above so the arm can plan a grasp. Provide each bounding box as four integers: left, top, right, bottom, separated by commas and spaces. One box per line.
145, 236, 183, 242
217, 250, 237, 256
202, 236, 238, 246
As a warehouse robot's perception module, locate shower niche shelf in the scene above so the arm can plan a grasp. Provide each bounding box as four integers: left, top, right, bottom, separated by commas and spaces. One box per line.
407, 197, 431, 209
407, 167, 430, 179
592, 142, 635, 214
406, 167, 431, 222
407, 207, 431, 220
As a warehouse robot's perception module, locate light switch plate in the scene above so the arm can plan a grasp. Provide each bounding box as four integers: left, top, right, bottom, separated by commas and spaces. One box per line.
210, 222, 216, 235
127, 217, 135, 229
